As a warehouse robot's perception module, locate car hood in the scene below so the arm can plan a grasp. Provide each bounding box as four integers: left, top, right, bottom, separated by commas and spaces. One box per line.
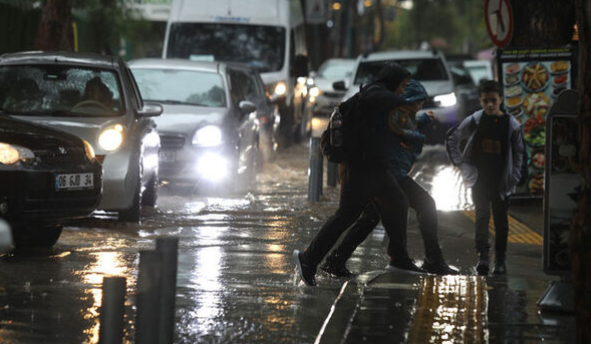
154, 104, 229, 136
0, 114, 83, 149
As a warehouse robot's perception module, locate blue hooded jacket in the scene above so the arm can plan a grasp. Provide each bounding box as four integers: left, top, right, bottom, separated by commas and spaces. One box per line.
386, 79, 432, 179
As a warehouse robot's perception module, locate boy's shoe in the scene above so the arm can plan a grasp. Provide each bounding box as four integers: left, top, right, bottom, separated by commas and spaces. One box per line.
320, 259, 354, 278
386, 259, 427, 275
476, 258, 489, 276
293, 250, 316, 286
422, 258, 460, 275
492, 261, 507, 275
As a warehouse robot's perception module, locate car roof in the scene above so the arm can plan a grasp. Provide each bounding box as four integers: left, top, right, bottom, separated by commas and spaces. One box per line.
0, 51, 121, 69
360, 50, 443, 62
128, 58, 225, 74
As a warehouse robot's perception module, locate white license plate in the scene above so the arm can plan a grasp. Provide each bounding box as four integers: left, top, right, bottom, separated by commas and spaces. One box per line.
159, 150, 176, 163
55, 173, 94, 190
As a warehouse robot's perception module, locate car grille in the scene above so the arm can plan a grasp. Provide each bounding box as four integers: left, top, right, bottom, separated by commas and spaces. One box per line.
33, 148, 87, 165
323, 92, 343, 99
160, 135, 186, 150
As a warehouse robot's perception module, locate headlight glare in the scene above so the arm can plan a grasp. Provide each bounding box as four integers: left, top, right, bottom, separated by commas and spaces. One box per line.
98, 125, 124, 151
274, 82, 287, 96
83, 140, 95, 161
192, 125, 222, 147
309, 86, 321, 98
434, 92, 457, 107
0, 142, 34, 165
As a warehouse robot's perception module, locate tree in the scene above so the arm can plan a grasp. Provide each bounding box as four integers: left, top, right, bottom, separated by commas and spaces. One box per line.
34, 0, 73, 51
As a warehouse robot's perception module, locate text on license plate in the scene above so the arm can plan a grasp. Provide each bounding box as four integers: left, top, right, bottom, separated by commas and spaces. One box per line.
55, 173, 94, 190
159, 150, 176, 163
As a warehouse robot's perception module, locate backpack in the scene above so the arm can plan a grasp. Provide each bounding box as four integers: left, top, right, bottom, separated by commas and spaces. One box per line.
320, 85, 378, 163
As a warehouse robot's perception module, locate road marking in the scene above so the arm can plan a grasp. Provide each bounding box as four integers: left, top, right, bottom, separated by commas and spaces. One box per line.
462, 211, 543, 245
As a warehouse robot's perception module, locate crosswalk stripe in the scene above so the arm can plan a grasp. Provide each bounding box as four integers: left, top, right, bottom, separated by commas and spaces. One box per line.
461, 211, 543, 245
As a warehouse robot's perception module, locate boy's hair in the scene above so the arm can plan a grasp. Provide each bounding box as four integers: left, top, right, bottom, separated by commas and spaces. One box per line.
478, 80, 503, 96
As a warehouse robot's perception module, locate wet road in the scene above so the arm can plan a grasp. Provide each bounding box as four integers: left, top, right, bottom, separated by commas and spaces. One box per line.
0, 143, 575, 343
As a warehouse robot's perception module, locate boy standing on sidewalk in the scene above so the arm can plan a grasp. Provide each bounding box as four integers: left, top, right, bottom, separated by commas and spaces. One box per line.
446, 80, 525, 275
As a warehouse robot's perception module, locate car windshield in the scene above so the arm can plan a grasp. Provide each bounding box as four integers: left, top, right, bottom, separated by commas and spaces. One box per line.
318, 60, 355, 79
132, 68, 226, 107
354, 58, 449, 85
0, 65, 123, 117
166, 23, 286, 72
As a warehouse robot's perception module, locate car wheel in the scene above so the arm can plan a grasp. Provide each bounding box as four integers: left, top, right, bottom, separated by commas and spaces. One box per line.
142, 172, 158, 207
12, 223, 63, 248
119, 172, 142, 223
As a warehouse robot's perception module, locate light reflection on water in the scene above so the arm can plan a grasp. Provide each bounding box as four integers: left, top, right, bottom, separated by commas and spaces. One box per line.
429, 166, 473, 211
408, 276, 488, 343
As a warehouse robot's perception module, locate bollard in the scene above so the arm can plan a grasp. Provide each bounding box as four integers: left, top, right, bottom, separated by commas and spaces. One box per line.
326, 161, 338, 187
308, 136, 323, 202
135, 250, 163, 344
156, 237, 179, 344
99, 276, 126, 344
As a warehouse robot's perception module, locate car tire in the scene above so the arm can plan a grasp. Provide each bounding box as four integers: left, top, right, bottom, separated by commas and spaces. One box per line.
119, 170, 142, 223
142, 172, 158, 207
12, 223, 63, 248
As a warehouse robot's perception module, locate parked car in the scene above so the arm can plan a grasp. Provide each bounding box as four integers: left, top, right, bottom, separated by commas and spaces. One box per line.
302, 58, 356, 136
0, 51, 162, 223
129, 58, 260, 190
0, 114, 102, 247
448, 62, 481, 118
463, 59, 495, 84
337, 50, 460, 144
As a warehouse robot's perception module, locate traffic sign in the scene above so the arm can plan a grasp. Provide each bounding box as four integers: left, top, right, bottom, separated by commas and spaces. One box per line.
485, 0, 513, 48
306, 0, 327, 24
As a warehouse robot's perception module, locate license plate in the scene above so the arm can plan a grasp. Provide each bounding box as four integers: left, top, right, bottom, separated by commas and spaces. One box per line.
159, 150, 176, 163
55, 173, 94, 190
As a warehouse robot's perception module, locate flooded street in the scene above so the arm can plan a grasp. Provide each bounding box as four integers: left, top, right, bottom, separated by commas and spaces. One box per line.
0, 143, 575, 343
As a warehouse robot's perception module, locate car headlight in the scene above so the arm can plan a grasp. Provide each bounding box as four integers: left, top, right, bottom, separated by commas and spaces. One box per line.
274, 82, 287, 97
192, 125, 222, 147
309, 86, 321, 98
434, 92, 457, 107
98, 124, 124, 151
83, 140, 95, 161
0, 142, 35, 165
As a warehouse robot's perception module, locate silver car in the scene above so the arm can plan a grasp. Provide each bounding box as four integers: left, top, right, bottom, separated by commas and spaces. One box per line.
0, 51, 162, 222
129, 59, 260, 190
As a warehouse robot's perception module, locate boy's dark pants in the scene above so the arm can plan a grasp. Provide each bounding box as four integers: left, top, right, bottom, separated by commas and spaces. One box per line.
302, 163, 409, 267
329, 176, 442, 262
472, 182, 509, 262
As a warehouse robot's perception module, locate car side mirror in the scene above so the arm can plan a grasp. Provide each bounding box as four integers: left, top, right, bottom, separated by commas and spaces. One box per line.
292, 55, 309, 78
333, 81, 347, 91
239, 100, 257, 115
137, 102, 163, 117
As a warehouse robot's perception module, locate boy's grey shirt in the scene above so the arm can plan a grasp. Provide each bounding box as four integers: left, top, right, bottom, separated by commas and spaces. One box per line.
446, 109, 525, 199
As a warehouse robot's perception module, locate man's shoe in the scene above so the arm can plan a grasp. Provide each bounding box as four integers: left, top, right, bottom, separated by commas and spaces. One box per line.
386, 259, 427, 275
422, 258, 460, 275
492, 261, 507, 275
320, 260, 354, 278
476, 258, 489, 276
293, 250, 316, 286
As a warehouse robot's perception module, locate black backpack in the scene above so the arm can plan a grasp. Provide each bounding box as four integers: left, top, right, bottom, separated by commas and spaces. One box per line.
320, 85, 377, 163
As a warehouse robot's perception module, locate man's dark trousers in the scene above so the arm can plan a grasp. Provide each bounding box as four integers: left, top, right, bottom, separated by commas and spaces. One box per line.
472, 181, 509, 261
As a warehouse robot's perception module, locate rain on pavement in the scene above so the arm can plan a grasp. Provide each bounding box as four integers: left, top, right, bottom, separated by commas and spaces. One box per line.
0, 143, 575, 343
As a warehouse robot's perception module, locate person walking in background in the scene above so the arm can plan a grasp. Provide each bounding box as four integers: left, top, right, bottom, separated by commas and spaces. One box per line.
293, 63, 411, 286
446, 80, 525, 276
320, 79, 458, 278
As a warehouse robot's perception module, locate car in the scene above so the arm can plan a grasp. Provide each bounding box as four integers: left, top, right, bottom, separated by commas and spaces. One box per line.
0, 114, 102, 247
337, 50, 460, 143
448, 62, 481, 119
128, 58, 261, 190
463, 59, 495, 85
302, 58, 356, 135
0, 51, 162, 223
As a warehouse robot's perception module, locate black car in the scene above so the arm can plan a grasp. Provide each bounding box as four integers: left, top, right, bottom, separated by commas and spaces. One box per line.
0, 114, 102, 247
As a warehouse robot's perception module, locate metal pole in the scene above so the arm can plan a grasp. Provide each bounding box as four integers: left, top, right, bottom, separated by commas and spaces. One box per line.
136, 250, 163, 344
156, 237, 179, 344
326, 161, 339, 187
99, 276, 126, 344
308, 136, 323, 202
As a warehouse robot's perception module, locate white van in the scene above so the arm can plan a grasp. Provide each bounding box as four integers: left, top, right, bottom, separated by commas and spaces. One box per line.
163, 0, 309, 146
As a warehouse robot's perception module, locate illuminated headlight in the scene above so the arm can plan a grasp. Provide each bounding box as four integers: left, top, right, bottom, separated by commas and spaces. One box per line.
309, 86, 321, 98
274, 82, 287, 96
0, 142, 34, 165
196, 153, 228, 181
83, 140, 95, 161
434, 92, 457, 107
192, 125, 222, 147
98, 124, 124, 151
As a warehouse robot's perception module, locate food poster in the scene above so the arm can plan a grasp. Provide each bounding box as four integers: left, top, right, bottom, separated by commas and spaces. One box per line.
543, 114, 581, 274
497, 48, 574, 197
